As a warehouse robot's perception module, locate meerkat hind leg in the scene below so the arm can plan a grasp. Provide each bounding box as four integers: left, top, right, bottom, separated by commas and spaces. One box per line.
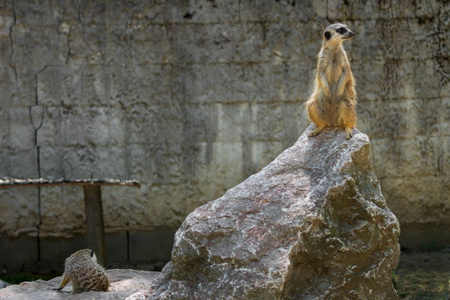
306, 101, 327, 137
337, 102, 356, 140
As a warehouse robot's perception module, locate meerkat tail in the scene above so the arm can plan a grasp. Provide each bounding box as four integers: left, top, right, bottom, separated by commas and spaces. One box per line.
54, 273, 70, 291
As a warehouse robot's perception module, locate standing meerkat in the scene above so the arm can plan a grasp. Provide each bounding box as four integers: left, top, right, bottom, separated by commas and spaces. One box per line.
306, 23, 357, 139
54, 249, 109, 293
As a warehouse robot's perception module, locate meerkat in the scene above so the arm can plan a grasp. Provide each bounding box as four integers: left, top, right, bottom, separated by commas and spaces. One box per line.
306, 23, 357, 139
54, 249, 109, 293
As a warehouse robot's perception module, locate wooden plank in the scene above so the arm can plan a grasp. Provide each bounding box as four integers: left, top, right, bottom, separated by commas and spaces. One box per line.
83, 185, 107, 266
0, 178, 140, 188
0, 177, 140, 266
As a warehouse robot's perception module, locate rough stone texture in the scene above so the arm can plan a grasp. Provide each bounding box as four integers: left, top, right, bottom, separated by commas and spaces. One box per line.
0, 269, 158, 300
150, 125, 400, 300
0, 279, 10, 289
0, 0, 448, 269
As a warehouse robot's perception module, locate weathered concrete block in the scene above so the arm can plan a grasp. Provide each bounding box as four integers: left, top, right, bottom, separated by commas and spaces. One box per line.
0, 148, 38, 179
39, 234, 87, 265
0, 188, 39, 236
416, 0, 441, 18
39, 186, 85, 237
377, 18, 440, 60
378, 0, 416, 18
0, 108, 36, 150
328, 0, 380, 20
164, 24, 241, 64
14, 0, 78, 26
0, 0, 15, 20
105, 232, 128, 264
0, 65, 18, 108
371, 136, 441, 178
369, 98, 442, 141
381, 59, 440, 100
239, 0, 317, 23
0, 234, 38, 268
129, 229, 176, 263
400, 223, 450, 250
162, 1, 238, 24
11, 23, 68, 105
36, 65, 83, 107
106, 24, 172, 65
380, 175, 448, 225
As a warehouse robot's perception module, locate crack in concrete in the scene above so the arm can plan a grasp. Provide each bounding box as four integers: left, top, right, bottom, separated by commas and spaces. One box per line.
435, 1, 446, 207
31, 66, 48, 175
76, 0, 82, 23
11, 0, 16, 22
9, 0, 18, 91
8, 20, 14, 63
34, 66, 48, 106
66, 26, 73, 64
32, 65, 48, 263
8, 0, 44, 264
238, 0, 241, 23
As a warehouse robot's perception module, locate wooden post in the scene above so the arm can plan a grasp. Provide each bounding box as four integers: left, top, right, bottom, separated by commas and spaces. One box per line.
83, 185, 106, 266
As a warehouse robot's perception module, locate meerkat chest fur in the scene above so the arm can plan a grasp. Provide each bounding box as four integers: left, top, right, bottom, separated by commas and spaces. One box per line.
319, 46, 349, 98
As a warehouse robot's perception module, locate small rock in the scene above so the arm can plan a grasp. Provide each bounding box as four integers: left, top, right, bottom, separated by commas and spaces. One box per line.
0, 279, 11, 289
125, 291, 149, 300
0, 269, 159, 299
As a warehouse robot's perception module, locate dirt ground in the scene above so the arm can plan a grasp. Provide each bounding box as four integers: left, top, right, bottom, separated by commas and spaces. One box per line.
1, 251, 449, 299
394, 250, 450, 299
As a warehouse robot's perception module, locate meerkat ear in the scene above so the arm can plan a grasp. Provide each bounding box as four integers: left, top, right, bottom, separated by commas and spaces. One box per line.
324, 31, 331, 40
90, 249, 94, 257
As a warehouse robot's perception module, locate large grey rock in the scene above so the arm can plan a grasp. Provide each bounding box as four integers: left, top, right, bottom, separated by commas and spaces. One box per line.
150, 125, 400, 299
0, 269, 158, 299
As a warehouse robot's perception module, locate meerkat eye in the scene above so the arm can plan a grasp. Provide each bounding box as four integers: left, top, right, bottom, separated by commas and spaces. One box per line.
337, 27, 347, 34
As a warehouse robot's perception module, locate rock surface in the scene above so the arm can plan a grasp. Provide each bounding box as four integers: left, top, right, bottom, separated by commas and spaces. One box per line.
151, 125, 400, 299
0, 269, 158, 300
0, 279, 10, 289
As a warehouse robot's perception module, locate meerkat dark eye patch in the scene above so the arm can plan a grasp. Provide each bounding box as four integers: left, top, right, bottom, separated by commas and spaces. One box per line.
325, 31, 331, 40
337, 27, 347, 34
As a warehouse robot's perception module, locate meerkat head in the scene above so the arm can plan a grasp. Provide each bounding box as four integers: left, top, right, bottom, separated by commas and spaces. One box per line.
74, 248, 97, 260
323, 23, 354, 44
90, 249, 98, 261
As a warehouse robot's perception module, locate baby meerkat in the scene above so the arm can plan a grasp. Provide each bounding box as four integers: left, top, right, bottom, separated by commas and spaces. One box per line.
55, 249, 109, 293
306, 23, 357, 139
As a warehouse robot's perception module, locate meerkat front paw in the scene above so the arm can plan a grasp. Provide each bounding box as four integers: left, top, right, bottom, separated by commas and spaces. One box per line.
345, 128, 353, 139
309, 125, 326, 137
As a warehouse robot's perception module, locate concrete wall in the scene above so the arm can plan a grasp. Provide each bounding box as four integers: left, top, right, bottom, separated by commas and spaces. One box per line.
0, 0, 449, 271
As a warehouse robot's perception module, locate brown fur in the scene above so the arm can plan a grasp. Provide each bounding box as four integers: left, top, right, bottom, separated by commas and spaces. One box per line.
306, 23, 357, 139
55, 249, 109, 293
